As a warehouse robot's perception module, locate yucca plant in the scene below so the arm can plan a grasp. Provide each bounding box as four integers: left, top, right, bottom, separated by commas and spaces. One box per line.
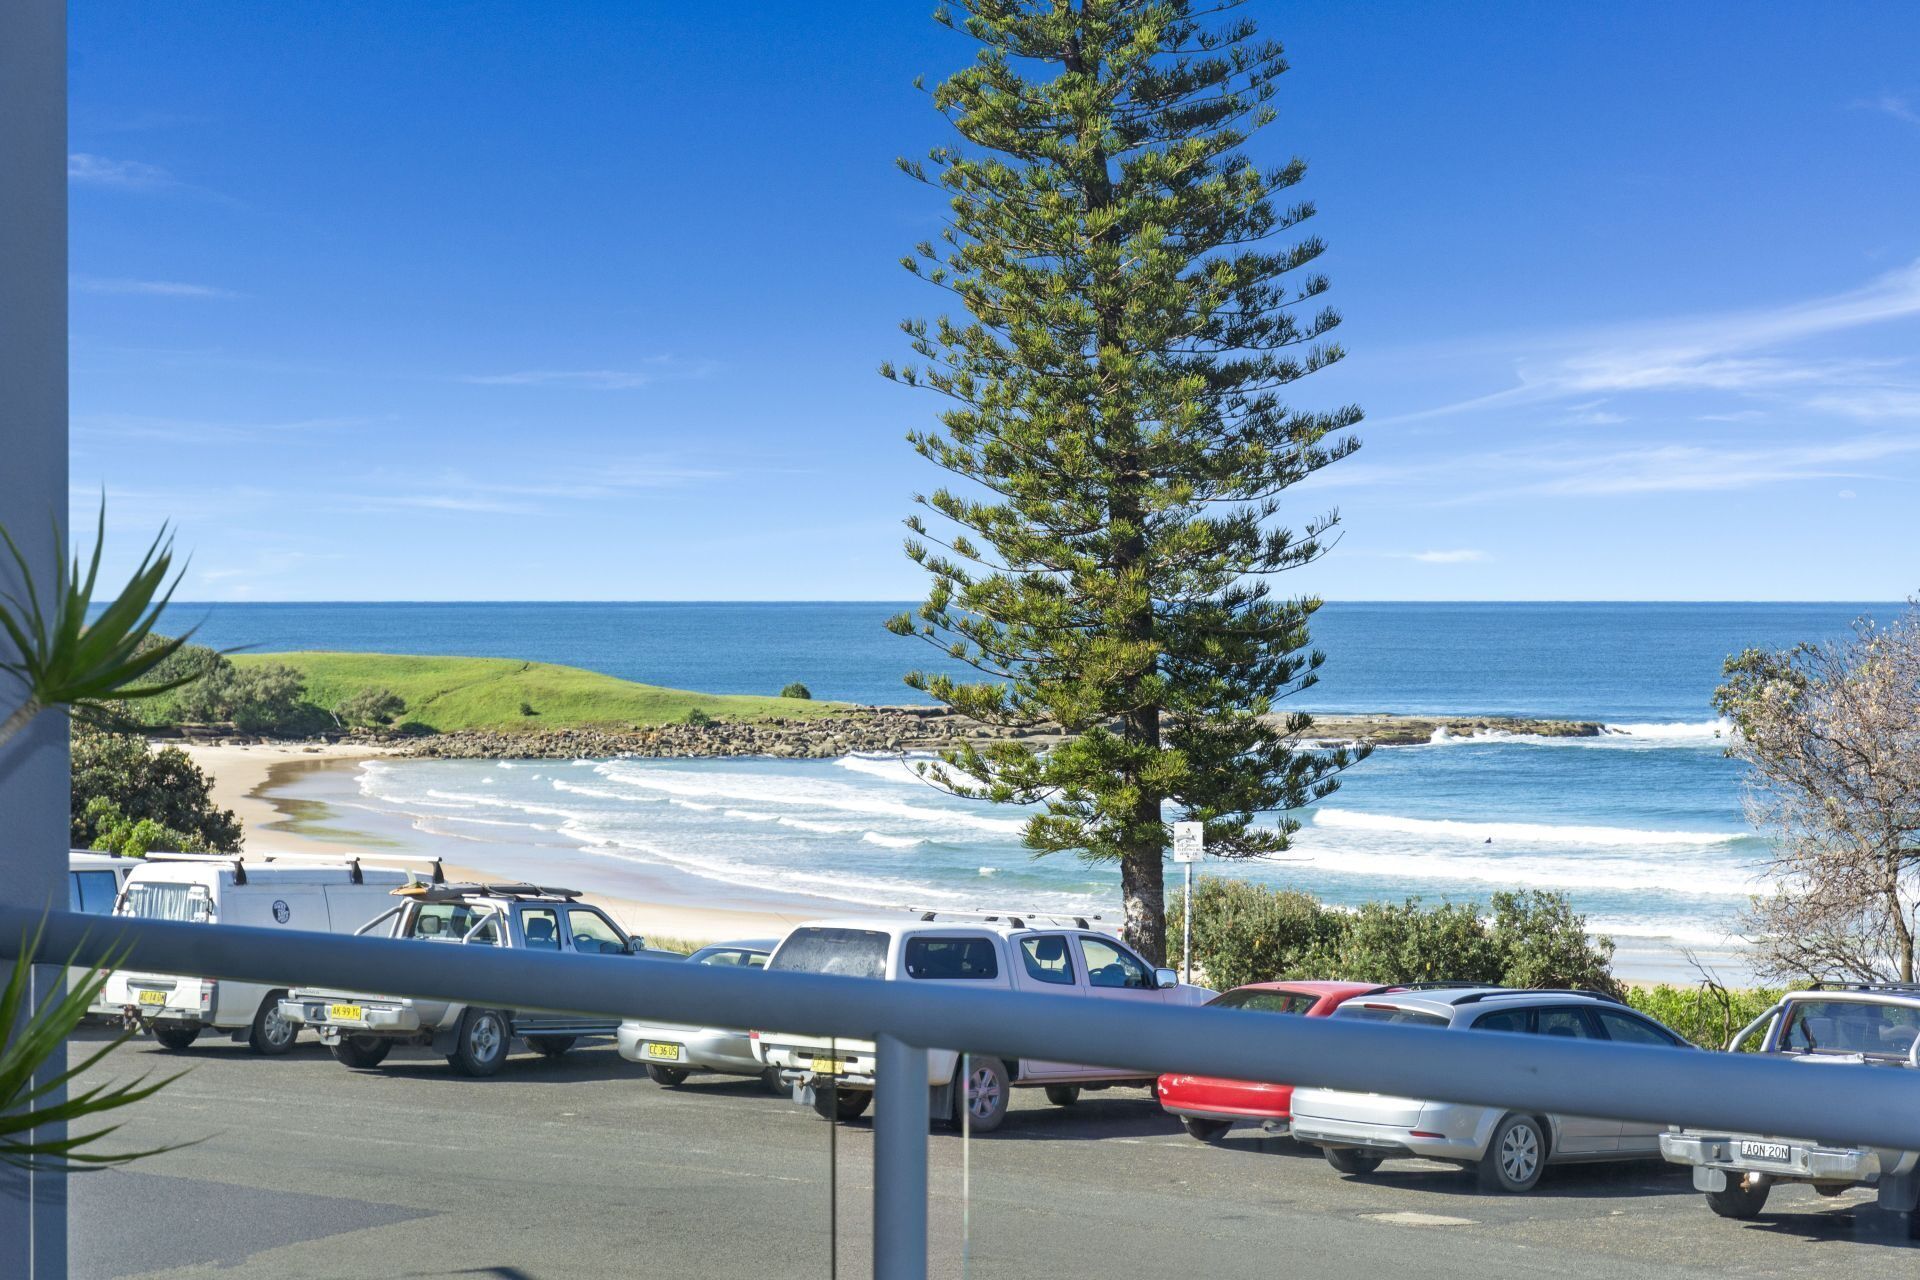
0, 930, 188, 1171
0, 502, 198, 748
2, 502, 203, 1170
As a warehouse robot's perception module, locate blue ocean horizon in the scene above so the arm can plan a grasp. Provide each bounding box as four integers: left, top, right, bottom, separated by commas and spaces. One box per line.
157, 599, 1900, 979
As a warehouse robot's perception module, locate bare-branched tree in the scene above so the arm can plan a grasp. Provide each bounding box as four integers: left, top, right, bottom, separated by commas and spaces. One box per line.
1714, 599, 1920, 982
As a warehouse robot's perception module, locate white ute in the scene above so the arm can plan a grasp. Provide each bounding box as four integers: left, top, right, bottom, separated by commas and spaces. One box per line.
1661, 982, 1920, 1235
755, 912, 1214, 1131
282, 881, 661, 1077
102, 853, 426, 1054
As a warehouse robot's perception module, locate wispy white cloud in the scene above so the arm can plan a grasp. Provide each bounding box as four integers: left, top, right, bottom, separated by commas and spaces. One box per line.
1479, 434, 1920, 499
72, 275, 238, 299
1394, 260, 1920, 422
1854, 93, 1920, 128
1407, 549, 1488, 564
458, 357, 717, 390
72, 413, 366, 445
343, 458, 730, 517
67, 153, 176, 190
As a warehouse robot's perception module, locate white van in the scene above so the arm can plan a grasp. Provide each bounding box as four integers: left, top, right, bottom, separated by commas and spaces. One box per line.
102, 853, 434, 1055
70, 850, 138, 1020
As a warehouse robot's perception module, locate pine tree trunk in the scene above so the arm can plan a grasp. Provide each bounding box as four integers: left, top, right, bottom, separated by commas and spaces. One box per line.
1121, 843, 1167, 967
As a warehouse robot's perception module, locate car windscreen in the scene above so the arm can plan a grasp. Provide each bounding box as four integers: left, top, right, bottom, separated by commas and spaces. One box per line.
767, 928, 891, 980
121, 881, 211, 923
1779, 999, 1920, 1060
1331, 1002, 1449, 1029
1209, 988, 1321, 1015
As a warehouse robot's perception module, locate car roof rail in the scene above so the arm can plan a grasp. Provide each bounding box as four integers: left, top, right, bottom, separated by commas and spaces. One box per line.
1807, 980, 1920, 996
910, 908, 1105, 931
142, 850, 445, 888
395, 881, 582, 903
1391, 981, 1488, 992
1450, 986, 1626, 1006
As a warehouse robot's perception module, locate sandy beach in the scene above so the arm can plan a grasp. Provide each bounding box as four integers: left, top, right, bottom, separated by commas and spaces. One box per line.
179, 741, 818, 948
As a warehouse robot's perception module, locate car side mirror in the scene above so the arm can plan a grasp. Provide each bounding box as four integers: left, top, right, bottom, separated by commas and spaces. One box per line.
1154, 967, 1180, 989
625, 937, 649, 955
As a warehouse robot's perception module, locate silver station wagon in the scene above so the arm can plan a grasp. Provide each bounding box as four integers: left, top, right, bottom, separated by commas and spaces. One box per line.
1289, 986, 1696, 1192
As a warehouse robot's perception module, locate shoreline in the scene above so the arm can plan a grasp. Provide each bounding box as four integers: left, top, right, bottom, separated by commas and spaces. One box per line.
175, 740, 1748, 985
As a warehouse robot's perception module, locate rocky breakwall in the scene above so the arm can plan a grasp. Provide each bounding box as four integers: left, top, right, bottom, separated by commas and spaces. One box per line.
386, 706, 1059, 761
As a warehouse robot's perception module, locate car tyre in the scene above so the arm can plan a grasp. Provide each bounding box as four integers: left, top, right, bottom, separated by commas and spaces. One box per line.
1044, 1084, 1082, 1107
528, 1035, 577, 1059
1477, 1114, 1548, 1193
247, 992, 297, 1056
810, 1084, 872, 1121
763, 1066, 789, 1096
1183, 1117, 1232, 1143
1324, 1146, 1385, 1176
1703, 1179, 1770, 1220
331, 1034, 392, 1069
647, 1064, 691, 1086
150, 1023, 200, 1051
952, 1056, 1011, 1134
447, 1007, 509, 1077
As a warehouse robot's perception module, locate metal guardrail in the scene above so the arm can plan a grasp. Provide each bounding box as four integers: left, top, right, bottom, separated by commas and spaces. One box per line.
8, 904, 1920, 1277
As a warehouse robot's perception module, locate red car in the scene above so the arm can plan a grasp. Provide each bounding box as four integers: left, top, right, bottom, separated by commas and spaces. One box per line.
1157, 980, 1398, 1142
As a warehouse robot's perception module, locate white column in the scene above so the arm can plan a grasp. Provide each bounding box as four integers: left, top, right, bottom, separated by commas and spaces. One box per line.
0, 0, 72, 1274
871, 1034, 929, 1280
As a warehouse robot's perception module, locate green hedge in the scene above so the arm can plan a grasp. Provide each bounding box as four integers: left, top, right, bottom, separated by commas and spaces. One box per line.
1622, 984, 1784, 1050
1167, 878, 1619, 996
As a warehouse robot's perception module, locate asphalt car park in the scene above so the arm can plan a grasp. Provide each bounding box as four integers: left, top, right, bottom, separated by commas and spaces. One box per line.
70, 1031, 1919, 1279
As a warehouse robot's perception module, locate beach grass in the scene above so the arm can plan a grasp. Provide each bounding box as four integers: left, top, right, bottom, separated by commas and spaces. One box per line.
228, 652, 846, 732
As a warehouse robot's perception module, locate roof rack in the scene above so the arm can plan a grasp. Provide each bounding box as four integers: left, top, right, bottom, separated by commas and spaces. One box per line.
1392, 981, 1488, 992
141, 850, 443, 887
393, 881, 581, 903
911, 907, 1104, 931
1808, 980, 1920, 996
1449, 986, 1626, 1006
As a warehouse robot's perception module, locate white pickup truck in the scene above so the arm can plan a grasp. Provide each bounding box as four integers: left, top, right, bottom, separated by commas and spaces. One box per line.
755, 914, 1214, 1131
1661, 983, 1920, 1236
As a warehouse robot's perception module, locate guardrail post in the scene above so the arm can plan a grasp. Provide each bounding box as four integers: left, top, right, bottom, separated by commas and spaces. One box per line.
872, 1033, 929, 1280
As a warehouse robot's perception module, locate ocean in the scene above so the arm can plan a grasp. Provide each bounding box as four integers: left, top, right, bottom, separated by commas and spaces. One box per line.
168, 601, 1894, 980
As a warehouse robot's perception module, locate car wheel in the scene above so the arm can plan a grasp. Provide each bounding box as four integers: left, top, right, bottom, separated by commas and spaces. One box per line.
331, 1034, 392, 1069
1477, 1114, 1548, 1193
527, 1035, 576, 1059
1044, 1084, 1081, 1107
1324, 1146, 1385, 1176
447, 1008, 509, 1077
647, 1064, 690, 1086
763, 1066, 789, 1096
810, 1084, 872, 1121
1183, 1117, 1232, 1143
247, 992, 297, 1056
1703, 1179, 1770, 1219
953, 1056, 1011, 1134
150, 1023, 201, 1051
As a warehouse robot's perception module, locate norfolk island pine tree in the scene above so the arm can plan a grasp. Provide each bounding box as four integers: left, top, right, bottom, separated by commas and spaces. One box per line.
884, 0, 1367, 962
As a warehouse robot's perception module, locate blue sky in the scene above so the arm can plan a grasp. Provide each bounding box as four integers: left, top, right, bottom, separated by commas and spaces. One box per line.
67, 1, 1920, 601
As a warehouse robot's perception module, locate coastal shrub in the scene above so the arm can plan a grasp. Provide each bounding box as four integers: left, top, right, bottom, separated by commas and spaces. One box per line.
780, 682, 812, 700
1625, 983, 1787, 1050
334, 687, 406, 727
685, 708, 712, 726
83, 797, 209, 857
116, 636, 319, 734
71, 725, 243, 852
518, 700, 536, 717
1167, 879, 1617, 992
1166, 879, 1342, 990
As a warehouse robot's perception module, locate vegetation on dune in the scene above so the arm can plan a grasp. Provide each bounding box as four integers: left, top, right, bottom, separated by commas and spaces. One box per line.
887, 0, 1365, 964
1168, 880, 1620, 999
71, 724, 243, 855
224, 651, 843, 733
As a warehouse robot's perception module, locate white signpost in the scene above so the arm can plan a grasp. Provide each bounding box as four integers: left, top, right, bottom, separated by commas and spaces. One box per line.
1172, 821, 1205, 985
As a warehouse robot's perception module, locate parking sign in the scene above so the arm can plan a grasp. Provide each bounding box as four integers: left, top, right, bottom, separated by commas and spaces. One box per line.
1172, 821, 1205, 863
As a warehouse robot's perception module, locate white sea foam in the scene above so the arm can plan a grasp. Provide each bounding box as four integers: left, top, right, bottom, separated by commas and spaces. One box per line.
835, 752, 938, 785
862, 831, 927, 849
1284, 838, 1761, 897
550, 779, 626, 801
1311, 808, 1742, 849
1424, 719, 1731, 751
595, 761, 1027, 834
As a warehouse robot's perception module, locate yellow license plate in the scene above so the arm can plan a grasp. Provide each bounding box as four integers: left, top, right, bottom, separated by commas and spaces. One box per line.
809, 1058, 844, 1075
644, 1042, 681, 1061
328, 1004, 365, 1022
137, 990, 167, 1007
